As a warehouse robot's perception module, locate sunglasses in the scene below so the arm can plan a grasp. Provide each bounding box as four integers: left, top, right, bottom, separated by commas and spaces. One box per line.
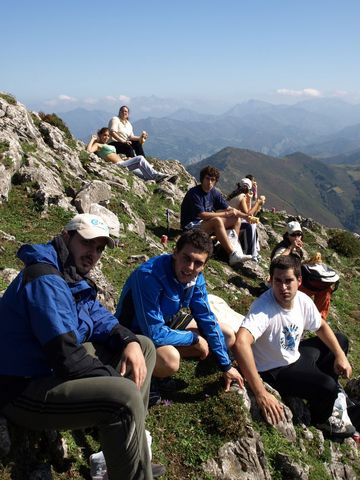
289, 232, 302, 237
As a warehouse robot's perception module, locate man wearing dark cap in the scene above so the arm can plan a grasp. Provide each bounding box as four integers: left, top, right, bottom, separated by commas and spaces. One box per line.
0, 213, 164, 479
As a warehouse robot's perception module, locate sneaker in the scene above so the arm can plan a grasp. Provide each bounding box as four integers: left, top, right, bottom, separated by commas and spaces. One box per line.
229, 250, 252, 267
90, 451, 107, 480
155, 173, 177, 184
152, 463, 166, 478
317, 410, 356, 439
148, 388, 162, 408
156, 377, 187, 393
90, 451, 165, 480
166, 174, 178, 184
154, 173, 168, 183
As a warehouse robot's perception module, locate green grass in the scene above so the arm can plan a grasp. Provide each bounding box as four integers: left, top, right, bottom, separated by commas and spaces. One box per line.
1, 160, 360, 478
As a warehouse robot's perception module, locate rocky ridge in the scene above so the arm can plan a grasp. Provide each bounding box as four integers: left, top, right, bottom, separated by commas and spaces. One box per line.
0, 94, 360, 479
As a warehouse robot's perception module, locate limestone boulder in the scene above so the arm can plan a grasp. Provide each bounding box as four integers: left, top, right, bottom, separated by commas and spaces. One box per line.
203, 425, 272, 480
74, 180, 112, 213
88, 204, 121, 238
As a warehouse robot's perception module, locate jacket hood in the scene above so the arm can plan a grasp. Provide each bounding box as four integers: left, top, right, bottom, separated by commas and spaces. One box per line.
17, 241, 61, 270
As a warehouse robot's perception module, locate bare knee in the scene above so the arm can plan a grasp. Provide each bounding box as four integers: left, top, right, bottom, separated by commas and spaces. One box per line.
154, 346, 180, 378
219, 322, 236, 348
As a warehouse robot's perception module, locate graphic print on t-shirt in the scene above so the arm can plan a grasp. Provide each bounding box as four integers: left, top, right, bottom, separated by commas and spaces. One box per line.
281, 324, 300, 351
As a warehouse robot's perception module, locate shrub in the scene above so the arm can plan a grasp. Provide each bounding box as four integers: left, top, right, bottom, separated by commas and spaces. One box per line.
0, 141, 9, 154
79, 150, 90, 167
0, 92, 16, 105
38, 112, 76, 148
328, 230, 360, 257
0, 156, 13, 168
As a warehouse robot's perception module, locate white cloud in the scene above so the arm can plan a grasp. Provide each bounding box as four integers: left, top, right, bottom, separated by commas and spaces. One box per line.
58, 94, 77, 102
44, 94, 77, 107
276, 88, 322, 97
332, 90, 348, 97
83, 97, 98, 105
118, 95, 131, 103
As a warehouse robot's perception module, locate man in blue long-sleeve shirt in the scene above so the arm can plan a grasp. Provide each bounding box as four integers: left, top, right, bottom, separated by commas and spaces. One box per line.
115, 229, 243, 391
0, 213, 160, 479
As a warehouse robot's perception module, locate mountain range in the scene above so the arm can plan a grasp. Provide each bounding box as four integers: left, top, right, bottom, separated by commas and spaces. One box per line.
59, 98, 360, 164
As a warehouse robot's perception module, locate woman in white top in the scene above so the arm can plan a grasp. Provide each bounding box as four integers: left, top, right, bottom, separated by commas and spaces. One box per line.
227, 177, 266, 261
86, 128, 176, 183
108, 105, 148, 158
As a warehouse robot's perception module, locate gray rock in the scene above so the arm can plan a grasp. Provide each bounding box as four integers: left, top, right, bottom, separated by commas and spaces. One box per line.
74, 180, 112, 213
88, 204, 120, 238
276, 452, 309, 479
326, 442, 358, 480
0, 268, 19, 286
247, 383, 297, 442
203, 426, 272, 480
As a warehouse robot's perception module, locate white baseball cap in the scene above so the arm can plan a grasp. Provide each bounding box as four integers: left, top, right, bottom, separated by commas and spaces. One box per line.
64, 213, 115, 248
240, 178, 252, 189
286, 221, 302, 235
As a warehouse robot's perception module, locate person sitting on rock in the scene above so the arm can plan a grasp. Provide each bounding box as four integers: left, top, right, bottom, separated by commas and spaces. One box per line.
108, 105, 148, 158
271, 221, 337, 321
232, 255, 355, 439
227, 177, 266, 262
115, 229, 244, 401
0, 213, 165, 479
180, 165, 252, 268
87, 128, 177, 184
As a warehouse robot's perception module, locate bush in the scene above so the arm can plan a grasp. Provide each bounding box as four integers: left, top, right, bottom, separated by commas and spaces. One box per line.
328, 230, 360, 257
0, 92, 16, 105
38, 112, 76, 148
0, 141, 9, 154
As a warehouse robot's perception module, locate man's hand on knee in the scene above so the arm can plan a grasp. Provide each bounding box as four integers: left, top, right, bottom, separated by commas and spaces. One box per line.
334, 354, 352, 379
120, 342, 147, 389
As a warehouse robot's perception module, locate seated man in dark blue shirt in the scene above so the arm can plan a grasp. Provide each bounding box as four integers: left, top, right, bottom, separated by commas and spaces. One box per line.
181, 165, 251, 267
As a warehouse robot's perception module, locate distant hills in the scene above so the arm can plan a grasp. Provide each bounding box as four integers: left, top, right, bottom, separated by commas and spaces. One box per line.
59, 98, 360, 165
187, 147, 360, 233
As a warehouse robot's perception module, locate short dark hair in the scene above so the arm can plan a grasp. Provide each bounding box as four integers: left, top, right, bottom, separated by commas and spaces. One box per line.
270, 255, 302, 279
199, 165, 220, 183
175, 230, 213, 259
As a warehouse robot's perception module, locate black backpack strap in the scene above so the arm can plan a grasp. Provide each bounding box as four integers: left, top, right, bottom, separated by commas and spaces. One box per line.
21, 263, 63, 287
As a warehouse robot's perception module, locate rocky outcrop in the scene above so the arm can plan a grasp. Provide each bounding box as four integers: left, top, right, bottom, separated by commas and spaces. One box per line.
1, 94, 360, 480
203, 425, 272, 480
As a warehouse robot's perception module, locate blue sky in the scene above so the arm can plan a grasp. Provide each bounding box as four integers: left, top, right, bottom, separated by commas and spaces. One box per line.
2, 0, 359, 113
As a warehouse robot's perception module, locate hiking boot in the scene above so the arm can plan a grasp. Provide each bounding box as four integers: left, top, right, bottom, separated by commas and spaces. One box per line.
154, 173, 168, 183
229, 251, 252, 267
154, 377, 188, 393
317, 410, 356, 439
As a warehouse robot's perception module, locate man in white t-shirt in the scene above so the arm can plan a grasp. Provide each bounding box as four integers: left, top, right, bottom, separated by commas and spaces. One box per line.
233, 255, 354, 438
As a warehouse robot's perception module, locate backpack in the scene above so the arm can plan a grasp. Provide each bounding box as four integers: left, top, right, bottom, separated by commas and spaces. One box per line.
301, 263, 340, 291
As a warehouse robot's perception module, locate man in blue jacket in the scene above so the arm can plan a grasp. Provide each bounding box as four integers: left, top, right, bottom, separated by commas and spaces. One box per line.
115, 229, 244, 392
0, 213, 159, 480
